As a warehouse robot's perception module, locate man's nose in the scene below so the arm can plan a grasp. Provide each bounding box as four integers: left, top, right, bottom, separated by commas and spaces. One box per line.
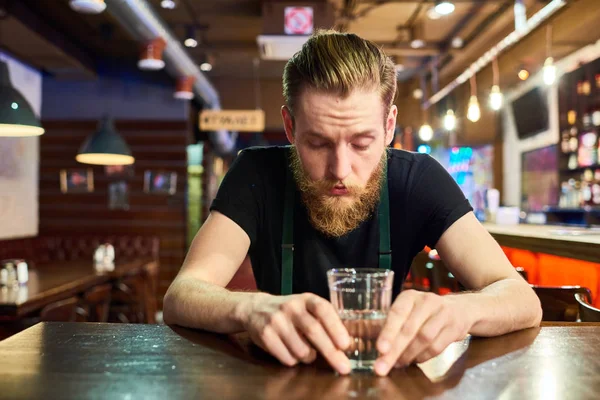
328, 146, 351, 182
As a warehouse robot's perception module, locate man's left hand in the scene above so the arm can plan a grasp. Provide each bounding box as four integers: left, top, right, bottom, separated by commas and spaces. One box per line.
374, 289, 471, 376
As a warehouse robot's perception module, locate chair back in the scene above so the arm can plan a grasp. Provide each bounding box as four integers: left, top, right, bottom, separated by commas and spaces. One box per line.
83, 284, 112, 322
575, 292, 600, 322
532, 286, 592, 321
40, 297, 88, 322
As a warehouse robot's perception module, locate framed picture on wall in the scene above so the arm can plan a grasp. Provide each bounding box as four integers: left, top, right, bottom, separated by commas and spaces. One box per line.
144, 171, 177, 195
108, 181, 129, 210
60, 169, 94, 193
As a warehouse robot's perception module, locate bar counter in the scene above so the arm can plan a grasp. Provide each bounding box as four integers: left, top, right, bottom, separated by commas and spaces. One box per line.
1, 322, 600, 399
484, 223, 600, 263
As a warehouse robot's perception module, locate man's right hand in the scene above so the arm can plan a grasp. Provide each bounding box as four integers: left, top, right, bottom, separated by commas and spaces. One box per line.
238, 292, 352, 374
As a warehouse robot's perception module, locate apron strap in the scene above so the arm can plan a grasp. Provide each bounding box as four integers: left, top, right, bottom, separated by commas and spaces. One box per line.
378, 160, 392, 270
281, 166, 295, 296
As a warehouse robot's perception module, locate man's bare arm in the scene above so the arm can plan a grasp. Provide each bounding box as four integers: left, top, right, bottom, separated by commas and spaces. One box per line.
163, 211, 256, 333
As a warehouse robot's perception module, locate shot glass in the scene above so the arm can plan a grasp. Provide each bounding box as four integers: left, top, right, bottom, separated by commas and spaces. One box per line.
327, 268, 394, 372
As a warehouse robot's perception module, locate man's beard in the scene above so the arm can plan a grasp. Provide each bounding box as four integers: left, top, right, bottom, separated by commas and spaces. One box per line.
289, 147, 387, 238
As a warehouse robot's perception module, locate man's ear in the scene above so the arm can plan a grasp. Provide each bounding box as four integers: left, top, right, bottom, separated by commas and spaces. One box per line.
282, 106, 295, 144
385, 105, 398, 146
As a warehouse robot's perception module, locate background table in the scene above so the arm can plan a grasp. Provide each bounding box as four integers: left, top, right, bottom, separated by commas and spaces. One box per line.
0, 258, 153, 320
0, 322, 599, 399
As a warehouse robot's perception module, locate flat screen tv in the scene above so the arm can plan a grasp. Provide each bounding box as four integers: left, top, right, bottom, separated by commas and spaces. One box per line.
521, 144, 559, 212
511, 87, 549, 139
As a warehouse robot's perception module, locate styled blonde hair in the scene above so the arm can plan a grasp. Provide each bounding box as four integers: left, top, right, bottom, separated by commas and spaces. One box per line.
283, 29, 397, 121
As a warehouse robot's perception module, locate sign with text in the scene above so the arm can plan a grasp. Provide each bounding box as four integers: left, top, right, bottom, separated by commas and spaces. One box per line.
199, 109, 265, 132
284, 7, 313, 35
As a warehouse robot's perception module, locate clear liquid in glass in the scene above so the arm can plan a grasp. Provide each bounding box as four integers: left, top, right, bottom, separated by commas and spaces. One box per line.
339, 309, 387, 371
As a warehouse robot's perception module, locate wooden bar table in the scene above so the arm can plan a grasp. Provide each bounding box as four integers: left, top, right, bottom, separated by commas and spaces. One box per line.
0, 258, 154, 320
0, 322, 599, 399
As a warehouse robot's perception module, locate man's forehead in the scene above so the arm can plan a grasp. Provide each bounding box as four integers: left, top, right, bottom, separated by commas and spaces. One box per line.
294, 88, 386, 122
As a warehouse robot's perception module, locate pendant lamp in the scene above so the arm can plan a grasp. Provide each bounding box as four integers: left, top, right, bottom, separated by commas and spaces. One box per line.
0, 60, 44, 137
76, 116, 134, 165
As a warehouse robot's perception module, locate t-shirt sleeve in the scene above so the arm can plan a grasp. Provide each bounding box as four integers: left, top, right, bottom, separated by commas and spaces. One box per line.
410, 155, 473, 249
209, 150, 262, 245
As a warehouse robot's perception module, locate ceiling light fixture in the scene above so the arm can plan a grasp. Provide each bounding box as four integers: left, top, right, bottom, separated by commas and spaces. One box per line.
76, 116, 134, 166
69, 0, 106, 14
200, 62, 212, 72
444, 109, 456, 131
418, 123, 433, 142
451, 37, 463, 49
518, 68, 529, 81
174, 76, 195, 100
467, 75, 481, 123
160, 0, 176, 10
489, 58, 503, 111
410, 39, 426, 49
0, 60, 44, 137
184, 26, 198, 48
543, 25, 557, 86
138, 37, 166, 71
434, 1, 455, 16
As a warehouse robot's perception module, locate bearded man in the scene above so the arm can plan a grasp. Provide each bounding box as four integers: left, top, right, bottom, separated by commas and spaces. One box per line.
164, 30, 542, 377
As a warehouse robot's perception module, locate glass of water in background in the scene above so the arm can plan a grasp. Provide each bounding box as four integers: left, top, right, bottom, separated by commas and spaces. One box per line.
327, 268, 394, 372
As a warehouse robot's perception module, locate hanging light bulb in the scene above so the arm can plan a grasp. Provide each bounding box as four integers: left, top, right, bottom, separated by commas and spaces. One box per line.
543, 57, 556, 86
489, 85, 503, 111
444, 109, 456, 131
467, 75, 481, 122
419, 124, 434, 142
467, 96, 481, 122
489, 58, 503, 111
184, 26, 198, 48
518, 68, 529, 81
160, 0, 176, 9
543, 25, 557, 86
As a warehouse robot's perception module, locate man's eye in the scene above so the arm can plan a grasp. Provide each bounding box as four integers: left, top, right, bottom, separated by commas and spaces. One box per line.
352, 143, 370, 151
308, 141, 327, 149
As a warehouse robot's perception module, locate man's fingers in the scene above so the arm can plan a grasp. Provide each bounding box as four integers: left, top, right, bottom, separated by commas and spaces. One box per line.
413, 325, 456, 364
305, 295, 351, 350
293, 311, 351, 375
375, 293, 441, 376
270, 311, 317, 364
258, 325, 298, 367
396, 310, 448, 366
376, 291, 416, 355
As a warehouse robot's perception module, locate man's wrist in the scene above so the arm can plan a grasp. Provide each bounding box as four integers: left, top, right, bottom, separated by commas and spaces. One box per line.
446, 291, 482, 334
232, 291, 271, 330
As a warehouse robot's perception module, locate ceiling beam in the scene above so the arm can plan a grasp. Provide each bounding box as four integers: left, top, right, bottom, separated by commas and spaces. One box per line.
0, 0, 96, 76
189, 40, 440, 58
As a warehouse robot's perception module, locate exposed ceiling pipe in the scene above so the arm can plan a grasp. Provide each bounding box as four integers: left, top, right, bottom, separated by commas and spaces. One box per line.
105, 0, 237, 155
423, 0, 567, 109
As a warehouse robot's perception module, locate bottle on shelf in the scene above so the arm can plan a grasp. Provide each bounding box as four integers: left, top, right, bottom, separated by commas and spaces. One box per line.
583, 109, 592, 128
578, 130, 598, 167
593, 106, 600, 127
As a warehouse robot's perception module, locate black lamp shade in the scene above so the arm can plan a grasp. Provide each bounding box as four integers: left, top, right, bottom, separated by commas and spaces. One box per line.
76, 116, 135, 165
0, 61, 44, 137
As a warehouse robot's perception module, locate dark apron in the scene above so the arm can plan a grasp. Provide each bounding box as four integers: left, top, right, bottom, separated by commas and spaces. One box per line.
280, 160, 391, 295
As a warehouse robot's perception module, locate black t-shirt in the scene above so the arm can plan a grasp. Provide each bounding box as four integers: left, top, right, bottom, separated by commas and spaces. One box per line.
210, 146, 472, 299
